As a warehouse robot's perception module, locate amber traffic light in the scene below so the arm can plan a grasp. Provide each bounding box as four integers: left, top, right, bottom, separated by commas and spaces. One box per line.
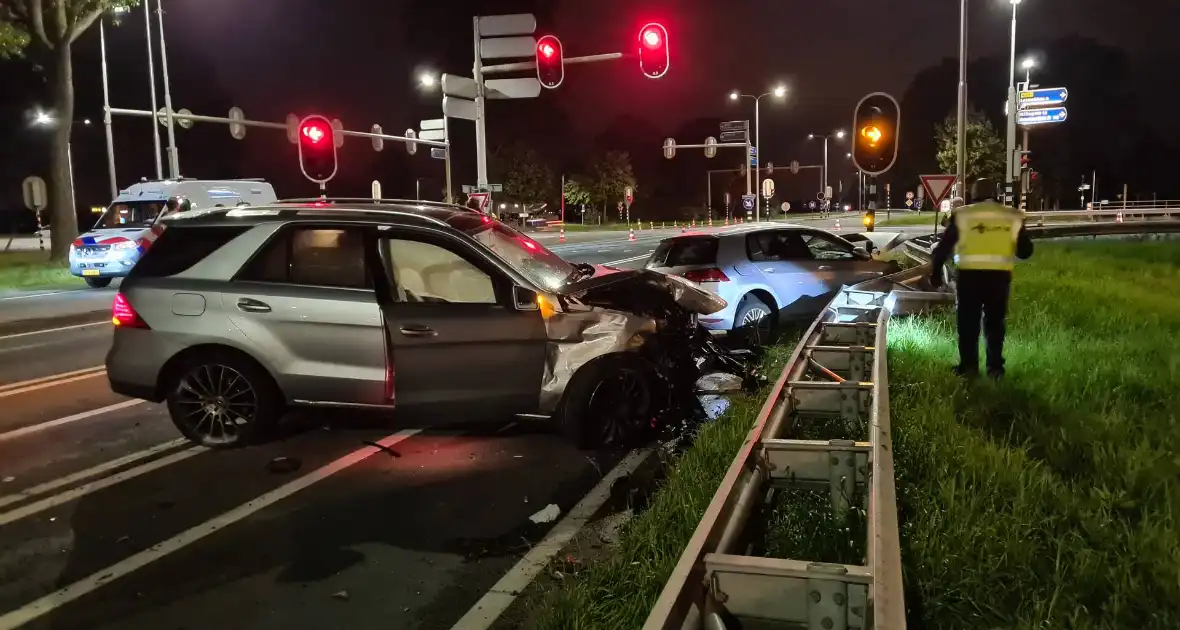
850, 92, 900, 176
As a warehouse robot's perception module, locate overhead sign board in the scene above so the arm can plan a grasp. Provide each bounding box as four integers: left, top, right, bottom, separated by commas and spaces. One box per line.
480, 36, 536, 60
443, 96, 477, 121
720, 131, 747, 143
919, 174, 957, 207
420, 119, 445, 131
431, 147, 446, 160
442, 74, 479, 100
420, 129, 446, 141
1018, 107, 1068, 126
1019, 87, 1068, 108
478, 14, 536, 37
720, 121, 748, 132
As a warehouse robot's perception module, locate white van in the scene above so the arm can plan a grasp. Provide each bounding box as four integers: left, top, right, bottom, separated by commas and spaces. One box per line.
68, 179, 278, 287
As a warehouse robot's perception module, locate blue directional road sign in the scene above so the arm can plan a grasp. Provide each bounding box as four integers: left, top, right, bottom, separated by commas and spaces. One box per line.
749, 145, 758, 167
1018, 107, 1068, 126
1019, 87, 1068, 108
741, 194, 756, 211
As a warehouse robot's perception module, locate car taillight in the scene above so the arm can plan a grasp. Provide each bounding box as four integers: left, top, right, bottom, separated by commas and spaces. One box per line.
111, 293, 150, 329
682, 268, 729, 283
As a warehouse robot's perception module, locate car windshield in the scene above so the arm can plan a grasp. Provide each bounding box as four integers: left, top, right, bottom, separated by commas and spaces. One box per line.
462, 218, 575, 291
93, 200, 167, 229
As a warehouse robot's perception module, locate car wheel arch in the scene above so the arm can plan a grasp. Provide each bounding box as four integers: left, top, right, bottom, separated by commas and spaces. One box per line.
742, 289, 778, 316
155, 343, 283, 401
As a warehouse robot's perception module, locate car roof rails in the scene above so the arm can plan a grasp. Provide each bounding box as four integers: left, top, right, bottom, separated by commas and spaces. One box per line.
275, 197, 468, 210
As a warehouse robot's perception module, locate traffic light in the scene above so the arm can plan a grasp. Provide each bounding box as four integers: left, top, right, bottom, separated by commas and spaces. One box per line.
297, 114, 337, 184
536, 35, 564, 89
638, 23, 669, 79
850, 92, 900, 176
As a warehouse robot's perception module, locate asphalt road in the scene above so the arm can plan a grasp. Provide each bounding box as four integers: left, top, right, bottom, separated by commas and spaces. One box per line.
0, 245, 659, 630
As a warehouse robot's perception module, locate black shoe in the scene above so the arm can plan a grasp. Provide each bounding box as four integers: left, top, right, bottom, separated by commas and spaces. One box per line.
952, 365, 979, 378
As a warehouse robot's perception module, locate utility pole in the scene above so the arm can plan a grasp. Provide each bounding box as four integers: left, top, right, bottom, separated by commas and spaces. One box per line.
156, 0, 180, 178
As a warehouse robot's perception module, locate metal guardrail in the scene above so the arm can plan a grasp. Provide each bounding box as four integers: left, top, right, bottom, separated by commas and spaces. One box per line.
646, 217, 1180, 630
643, 264, 951, 630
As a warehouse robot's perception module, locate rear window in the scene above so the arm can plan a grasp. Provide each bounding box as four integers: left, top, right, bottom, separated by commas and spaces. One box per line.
648, 238, 719, 267
128, 226, 249, 278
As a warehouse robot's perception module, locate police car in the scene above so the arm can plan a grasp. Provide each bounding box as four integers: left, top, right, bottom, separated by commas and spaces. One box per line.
69, 179, 277, 287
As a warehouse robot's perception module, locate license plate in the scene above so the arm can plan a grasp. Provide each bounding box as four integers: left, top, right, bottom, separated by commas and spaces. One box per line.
82, 270, 100, 277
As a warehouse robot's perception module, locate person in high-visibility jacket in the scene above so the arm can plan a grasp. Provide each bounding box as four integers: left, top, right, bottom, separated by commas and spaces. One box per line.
930, 177, 1034, 378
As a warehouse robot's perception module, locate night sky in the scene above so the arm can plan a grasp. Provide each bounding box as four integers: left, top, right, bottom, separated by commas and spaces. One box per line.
5, 0, 1179, 211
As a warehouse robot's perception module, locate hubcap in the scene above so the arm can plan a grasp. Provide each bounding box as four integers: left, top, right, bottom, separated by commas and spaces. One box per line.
740, 306, 772, 346
174, 364, 258, 444
588, 369, 651, 446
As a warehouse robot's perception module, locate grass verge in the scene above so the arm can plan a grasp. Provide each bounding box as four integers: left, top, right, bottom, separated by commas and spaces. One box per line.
525, 336, 801, 629
0, 251, 81, 291
888, 239, 1180, 628
878, 212, 944, 228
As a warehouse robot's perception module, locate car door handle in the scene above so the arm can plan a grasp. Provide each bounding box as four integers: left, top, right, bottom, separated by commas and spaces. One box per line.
817, 265, 832, 271
762, 268, 775, 274
399, 325, 437, 338
236, 298, 271, 313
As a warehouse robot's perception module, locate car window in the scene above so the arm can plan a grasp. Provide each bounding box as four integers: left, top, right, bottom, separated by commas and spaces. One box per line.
93, 200, 167, 229
128, 226, 249, 278
385, 238, 497, 305
747, 232, 812, 262
801, 233, 856, 261
239, 227, 370, 289
649, 238, 718, 267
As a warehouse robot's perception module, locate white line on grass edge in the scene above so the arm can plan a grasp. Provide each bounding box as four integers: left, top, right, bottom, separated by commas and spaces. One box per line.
449, 447, 654, 630
0, 429, 422, 630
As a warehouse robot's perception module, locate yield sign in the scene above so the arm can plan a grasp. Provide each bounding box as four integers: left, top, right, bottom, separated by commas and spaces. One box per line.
466, 192, 490, 212
919, 174, 957, 207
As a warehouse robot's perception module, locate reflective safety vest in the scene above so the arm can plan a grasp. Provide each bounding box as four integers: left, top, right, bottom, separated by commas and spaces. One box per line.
952, 201, 1024, 271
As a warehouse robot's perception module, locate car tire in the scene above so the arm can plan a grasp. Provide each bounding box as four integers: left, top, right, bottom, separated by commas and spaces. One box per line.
164, 349, 283, 448
734, 295, 775, 348
558, 354, 660, 450
84, 277, 112, 288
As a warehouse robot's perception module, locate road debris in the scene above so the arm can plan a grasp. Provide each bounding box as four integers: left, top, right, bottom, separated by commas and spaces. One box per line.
332, 590, 350, 602
363, 440, 402, 458
266, 456, 301, 474
529, 504, 562, 524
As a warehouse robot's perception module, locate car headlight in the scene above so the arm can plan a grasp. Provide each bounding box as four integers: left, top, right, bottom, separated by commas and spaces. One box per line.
111, 241, 138, 251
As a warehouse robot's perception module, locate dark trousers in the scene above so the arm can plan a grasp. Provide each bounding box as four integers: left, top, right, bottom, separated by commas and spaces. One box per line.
955, 270, 1013, 373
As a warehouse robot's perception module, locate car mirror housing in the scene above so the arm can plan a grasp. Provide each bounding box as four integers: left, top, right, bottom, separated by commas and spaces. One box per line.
513, 285, 539, 311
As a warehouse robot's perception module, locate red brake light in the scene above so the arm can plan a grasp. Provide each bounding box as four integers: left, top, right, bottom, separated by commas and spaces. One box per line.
682, 268, 729, 283
112, 293, 150, 329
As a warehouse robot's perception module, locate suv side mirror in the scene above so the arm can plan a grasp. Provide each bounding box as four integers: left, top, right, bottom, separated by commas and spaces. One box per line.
513, 285, 539, 311
852, 245, 871, 259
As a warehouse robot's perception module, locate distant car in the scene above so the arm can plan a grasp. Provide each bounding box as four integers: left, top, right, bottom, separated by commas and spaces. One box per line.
644, 226, 901, 343
105, 200, 733, 450
68, 178, 277, 288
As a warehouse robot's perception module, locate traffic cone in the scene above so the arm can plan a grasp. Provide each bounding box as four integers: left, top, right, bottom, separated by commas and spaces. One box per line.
834, 219, 841, 231
708, 216, 713, 228
559, 227, 566, 243
674, 220, 678, 228
629, 228, 636, 242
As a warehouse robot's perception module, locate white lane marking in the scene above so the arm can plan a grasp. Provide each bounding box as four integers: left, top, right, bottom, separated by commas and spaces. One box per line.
0, 429, 422, 630
0, 438, 191, 511
0, 399, 141, 443
0, 366, 106, 397
449, 448, 654, 630
604, 254, 651, 266
0, 290, 79, 301
0, 444, 205, 528
0, 321, 107, 342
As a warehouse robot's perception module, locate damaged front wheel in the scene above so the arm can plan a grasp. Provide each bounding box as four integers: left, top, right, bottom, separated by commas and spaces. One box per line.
558, 355, 660, 449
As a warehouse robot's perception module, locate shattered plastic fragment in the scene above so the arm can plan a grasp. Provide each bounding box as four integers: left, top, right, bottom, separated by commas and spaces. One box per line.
529, 503, 562, 524
698, 395, 731, 421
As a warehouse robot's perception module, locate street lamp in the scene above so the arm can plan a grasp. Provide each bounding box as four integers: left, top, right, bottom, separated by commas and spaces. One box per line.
420, 73, 437, 88
729, 85, 787, 221
807, 130, 846, 205
33, 111, 54, 126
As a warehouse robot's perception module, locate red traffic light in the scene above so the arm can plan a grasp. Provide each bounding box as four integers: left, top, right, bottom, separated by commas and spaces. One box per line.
297, 114, 338, 184
535, 35, 564, 89
637, 22, 669, 79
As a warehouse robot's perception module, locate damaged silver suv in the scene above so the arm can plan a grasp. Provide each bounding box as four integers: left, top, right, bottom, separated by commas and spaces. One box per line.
106, 200, 742, 449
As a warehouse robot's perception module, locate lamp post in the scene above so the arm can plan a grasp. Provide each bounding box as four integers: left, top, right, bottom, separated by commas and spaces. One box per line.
808, 130, 845, 207
1004, 0, 1024, 205
32, 113, 92, 215
730, 85, 787, 222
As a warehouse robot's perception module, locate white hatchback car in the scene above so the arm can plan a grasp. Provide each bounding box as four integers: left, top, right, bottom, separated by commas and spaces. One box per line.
645, 225, 900, 341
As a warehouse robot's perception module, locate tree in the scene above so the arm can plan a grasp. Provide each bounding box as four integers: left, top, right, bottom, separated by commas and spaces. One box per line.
588, 150, 636, 221
491, 143, 554, 205
1, 0, 138, 260
935, 106, 1006, 187
562, 175, 591, 206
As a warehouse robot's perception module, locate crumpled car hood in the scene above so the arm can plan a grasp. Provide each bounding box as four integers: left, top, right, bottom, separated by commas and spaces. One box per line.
558, 268, 727, 316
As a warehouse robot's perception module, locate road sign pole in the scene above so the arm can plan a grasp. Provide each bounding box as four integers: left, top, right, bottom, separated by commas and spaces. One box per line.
155, 0, 180, 178
444, 116, 453, 203
1003, 0, 1019, 205
754, 99, 761, 222
473, 16, 489, 191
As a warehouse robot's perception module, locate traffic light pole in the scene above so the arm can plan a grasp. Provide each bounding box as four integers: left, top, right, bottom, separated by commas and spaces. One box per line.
473, 17, 490, 192
1003, 0, 1020, 205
